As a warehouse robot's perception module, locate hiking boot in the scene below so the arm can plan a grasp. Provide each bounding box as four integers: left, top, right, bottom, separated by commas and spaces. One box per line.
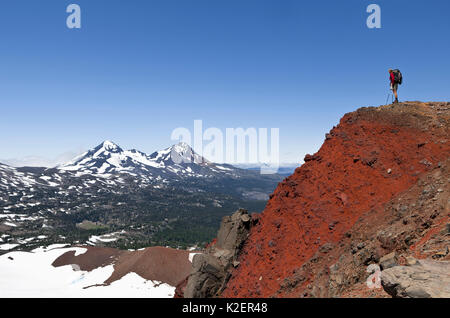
394, 98, 399, 104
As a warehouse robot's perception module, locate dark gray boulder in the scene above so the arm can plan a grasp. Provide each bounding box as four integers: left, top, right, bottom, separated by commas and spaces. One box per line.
184, 209, 258, 298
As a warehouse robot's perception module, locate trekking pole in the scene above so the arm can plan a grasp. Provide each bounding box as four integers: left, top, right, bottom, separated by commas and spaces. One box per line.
385, 92, 391, 105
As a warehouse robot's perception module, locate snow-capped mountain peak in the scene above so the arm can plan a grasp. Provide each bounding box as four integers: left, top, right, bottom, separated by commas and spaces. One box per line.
149, 142, 209, 166
58, 140, 127, 174
56, 141, 225, 178
99, 140, 122, 153
171, 141, 192, 154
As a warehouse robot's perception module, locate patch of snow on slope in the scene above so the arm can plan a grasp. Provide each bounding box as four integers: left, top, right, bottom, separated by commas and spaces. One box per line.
189, 253, 201, 263
0, 247, 175, 298
216, 165, 233, 171
0, 243, 19, 251
124, 150, 164, 168
88, 231, 124, 244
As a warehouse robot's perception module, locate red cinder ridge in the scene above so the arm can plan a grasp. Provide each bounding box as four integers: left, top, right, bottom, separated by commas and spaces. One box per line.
222, 102, 450, 297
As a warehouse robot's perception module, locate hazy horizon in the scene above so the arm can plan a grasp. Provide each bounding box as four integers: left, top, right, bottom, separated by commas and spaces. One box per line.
0, 139, 301, 168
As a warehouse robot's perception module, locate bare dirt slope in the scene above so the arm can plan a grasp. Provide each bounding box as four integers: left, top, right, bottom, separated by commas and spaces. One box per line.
53, 246, 194, 287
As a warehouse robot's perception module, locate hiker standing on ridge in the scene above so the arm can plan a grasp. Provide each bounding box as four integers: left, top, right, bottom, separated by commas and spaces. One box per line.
389, 69, 403, 104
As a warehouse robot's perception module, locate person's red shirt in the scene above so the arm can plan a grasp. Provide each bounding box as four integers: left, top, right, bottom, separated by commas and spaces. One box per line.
390, 72, 395, 84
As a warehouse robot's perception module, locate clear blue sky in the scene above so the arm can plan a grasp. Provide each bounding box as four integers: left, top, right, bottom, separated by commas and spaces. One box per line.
1, 0, 449, 164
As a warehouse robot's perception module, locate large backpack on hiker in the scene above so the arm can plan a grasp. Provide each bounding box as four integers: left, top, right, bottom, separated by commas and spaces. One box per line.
393, 69, 403, 85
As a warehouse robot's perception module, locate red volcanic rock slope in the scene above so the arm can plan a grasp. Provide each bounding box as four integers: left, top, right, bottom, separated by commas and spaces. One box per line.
222, 102, 450, 297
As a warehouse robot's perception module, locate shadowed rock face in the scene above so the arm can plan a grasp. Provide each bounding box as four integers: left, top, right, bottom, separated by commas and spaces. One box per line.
184, 209, 259, 298
220, 102, 450, 298
381, 259, 450, 298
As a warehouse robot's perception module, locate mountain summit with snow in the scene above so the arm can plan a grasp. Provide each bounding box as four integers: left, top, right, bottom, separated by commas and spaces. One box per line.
58, 141, 222, 178
148, 142, 210, 166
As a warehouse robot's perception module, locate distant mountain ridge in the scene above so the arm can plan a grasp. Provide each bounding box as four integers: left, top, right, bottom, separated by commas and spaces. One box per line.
57, 140, 233, 178
0, 141, 282, 251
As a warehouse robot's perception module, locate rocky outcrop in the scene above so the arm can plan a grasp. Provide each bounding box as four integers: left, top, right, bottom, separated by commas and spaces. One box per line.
381, 259, 450, 298
222, 102, 450, 298
379, 252, 398, 270
184, 209, 258, 298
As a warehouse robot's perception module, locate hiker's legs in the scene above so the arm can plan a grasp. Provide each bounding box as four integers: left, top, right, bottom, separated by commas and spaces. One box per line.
393, 84, 399, 103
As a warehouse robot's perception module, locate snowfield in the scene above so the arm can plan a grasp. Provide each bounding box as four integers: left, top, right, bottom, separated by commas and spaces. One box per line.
87, 231, 125, 245
0, 243, 19, 251
0, 246, 175, 298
